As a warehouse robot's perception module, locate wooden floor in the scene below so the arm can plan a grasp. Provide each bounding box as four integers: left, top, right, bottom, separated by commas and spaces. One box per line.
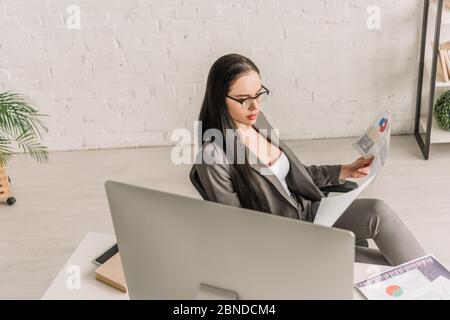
1, 135, 449, 299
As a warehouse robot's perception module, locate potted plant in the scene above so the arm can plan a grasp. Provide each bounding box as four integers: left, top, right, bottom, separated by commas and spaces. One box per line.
434, 90, 450, 131
0, 91, 48, 205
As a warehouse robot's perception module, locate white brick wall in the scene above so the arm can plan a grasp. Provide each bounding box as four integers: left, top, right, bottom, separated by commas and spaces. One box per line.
0, 0, 421, 151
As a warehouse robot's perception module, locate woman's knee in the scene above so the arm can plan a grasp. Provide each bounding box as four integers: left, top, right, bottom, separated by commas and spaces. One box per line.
364, 198, 401, 225
361, 199, 391, 239
359, 197, 391, 219
369, 198, 390, 215
337, 198, 396, 232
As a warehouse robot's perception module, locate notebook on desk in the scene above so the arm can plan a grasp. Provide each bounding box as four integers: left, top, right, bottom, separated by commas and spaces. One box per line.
95, 252, 127, 293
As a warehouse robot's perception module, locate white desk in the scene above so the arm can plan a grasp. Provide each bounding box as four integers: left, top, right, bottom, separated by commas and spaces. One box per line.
41, 232, 389, 300
42, 232, 129, 300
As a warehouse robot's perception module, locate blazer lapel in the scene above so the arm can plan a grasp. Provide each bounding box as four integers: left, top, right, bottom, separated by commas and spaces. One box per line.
278, 140, 325, 199
244, 143, 299, 209
252, 113, 325, 200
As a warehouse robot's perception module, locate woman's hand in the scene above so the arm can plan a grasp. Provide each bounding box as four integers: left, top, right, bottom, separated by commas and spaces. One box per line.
340, 155, 375, 179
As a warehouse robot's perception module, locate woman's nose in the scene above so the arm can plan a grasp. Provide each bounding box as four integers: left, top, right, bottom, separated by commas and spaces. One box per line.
248, 99, 260, 110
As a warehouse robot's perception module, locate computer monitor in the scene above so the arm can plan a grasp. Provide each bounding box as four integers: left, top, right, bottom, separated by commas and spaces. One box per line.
105, 180, 355, 299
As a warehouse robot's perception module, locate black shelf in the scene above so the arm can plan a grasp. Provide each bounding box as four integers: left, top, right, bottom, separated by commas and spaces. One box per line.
414, 0, 444, 159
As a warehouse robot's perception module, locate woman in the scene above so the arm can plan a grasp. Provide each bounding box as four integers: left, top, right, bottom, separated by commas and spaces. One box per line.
195, 53, 425, 266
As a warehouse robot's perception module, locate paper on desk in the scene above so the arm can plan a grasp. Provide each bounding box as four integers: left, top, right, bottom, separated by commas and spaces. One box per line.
313, 174, 376, 226
355, 254, 450, 300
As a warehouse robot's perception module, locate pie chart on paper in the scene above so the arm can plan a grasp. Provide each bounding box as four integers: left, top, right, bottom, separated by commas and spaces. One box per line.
379, 117, 388, 133
385, 285, 403, 297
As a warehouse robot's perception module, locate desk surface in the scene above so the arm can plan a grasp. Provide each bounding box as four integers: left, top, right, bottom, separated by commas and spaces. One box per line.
41, 232, 389, 300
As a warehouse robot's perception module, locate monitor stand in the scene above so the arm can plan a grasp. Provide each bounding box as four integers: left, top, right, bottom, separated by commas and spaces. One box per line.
196, 283, 238, 300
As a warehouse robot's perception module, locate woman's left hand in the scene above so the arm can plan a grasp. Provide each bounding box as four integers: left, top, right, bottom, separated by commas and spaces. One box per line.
340, 155, 375, 179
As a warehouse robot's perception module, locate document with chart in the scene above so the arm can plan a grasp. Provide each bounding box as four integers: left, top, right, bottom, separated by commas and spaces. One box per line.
352, 110, 392, 177
355, 255, 450, 300
313, 111, 392, 227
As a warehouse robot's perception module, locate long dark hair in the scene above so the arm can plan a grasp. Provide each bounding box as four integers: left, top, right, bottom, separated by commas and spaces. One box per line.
198, 53, 270, 213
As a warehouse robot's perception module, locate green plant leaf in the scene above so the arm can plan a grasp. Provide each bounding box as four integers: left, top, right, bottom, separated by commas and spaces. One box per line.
0, 91, 48, 166
0, 135, 13, 167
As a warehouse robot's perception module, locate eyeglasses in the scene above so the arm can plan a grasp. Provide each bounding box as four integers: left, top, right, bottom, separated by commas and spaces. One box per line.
226, 85, 270, 110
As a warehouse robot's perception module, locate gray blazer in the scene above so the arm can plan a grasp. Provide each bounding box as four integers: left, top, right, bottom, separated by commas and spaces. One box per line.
195, 111, 342, 221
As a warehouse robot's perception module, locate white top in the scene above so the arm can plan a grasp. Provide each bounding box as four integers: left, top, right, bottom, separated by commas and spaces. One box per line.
268, 151, 291, 195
